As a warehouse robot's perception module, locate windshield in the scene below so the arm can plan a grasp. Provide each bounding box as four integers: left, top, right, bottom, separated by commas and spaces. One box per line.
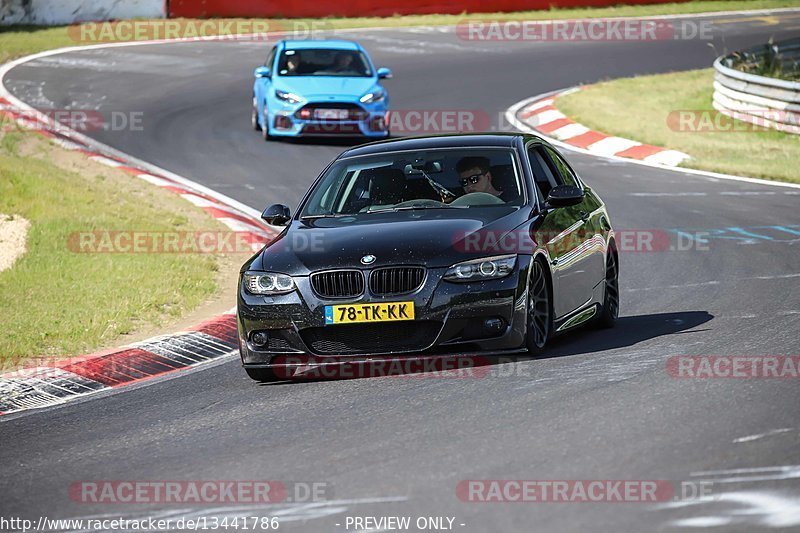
278, 49, 372, 77
301, 148, 525, 217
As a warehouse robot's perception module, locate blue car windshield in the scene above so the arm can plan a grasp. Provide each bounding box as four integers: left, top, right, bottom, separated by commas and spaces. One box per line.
278, 49, 372, 77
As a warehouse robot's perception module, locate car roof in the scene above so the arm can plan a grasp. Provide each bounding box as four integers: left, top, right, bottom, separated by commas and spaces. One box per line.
341, 133, 538, 158
280, 39, 361, 51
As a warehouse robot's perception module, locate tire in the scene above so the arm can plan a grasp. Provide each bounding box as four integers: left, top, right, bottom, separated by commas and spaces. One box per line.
251, 95, 261, 131
597, 249, 619, 328
261, 103, 274, 141
245, 367, 280, 382
526, 259, 553, 355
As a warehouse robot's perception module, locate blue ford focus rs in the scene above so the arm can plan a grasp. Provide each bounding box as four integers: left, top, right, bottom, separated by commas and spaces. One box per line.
251, 40, 392, 140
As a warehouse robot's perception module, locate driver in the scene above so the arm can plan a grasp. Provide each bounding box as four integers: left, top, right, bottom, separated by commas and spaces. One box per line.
456, 156, 513, 202
286, 55, 301, 73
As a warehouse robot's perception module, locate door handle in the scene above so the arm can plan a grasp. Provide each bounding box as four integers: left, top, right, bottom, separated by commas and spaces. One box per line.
579, 211, 590, 222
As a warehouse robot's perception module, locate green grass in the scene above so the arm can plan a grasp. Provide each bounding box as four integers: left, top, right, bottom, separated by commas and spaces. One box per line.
1, 1, 799, 64
0, 132, 224, 362
557, 68, 799, 183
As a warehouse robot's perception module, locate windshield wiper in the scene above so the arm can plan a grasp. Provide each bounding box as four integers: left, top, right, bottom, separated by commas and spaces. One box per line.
367, 205, 466, 214
300, 213, 350, 220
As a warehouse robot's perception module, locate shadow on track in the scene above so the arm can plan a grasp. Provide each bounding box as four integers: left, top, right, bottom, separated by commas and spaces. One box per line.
253, 311, 712, 385
541, 310, 714, 359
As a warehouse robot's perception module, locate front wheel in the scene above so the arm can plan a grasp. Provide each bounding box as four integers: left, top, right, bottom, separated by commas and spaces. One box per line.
261, 104, 274, 141
597, 250, 619, 328
251, 96, 261, 131
526, 260, 552, 355
245, 367, 280, 382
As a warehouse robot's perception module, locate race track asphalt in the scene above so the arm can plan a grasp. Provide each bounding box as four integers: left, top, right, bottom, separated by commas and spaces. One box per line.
2, 10, 800, 531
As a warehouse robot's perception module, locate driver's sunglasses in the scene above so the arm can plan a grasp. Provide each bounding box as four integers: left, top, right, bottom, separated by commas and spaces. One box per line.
459, 171, 486, 187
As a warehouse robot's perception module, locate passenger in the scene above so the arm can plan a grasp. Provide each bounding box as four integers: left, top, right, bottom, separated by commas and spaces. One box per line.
331, 52, 355, 73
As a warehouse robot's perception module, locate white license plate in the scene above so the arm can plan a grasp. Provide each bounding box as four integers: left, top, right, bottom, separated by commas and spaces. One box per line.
314, 109, 349, 120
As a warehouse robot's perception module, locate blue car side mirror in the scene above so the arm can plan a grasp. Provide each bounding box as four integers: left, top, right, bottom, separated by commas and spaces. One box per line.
377, 67, 392, 79
254, 66, 271, 79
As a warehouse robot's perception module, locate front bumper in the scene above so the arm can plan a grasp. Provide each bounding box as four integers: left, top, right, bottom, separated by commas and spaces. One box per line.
268, 98, 389, 138
237, 256, 533, 366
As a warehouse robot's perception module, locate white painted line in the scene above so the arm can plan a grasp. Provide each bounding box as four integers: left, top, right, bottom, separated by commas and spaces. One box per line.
137, 173, 176, 187
218, 217, 272, 237
550, 123, 589, 140
179, 193, 259, 223
643, 149, 691, 166
527, 109, 565, 127
733, 428, 794, 443
586, 136, 640, 157
48, 137, 84, 151
88, 155, 123, 167
522, 98, 554, 113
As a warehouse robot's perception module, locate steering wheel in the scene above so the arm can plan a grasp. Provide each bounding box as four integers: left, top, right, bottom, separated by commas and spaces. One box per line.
450, 192, 504, 206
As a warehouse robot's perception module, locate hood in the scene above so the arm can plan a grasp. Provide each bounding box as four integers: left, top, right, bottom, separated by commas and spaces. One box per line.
252, 208, 532, 274
275, 76, 378, 99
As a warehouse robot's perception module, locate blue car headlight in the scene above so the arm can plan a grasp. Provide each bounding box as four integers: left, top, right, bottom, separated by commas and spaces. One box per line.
243, 271, 295, 295
443, 255, 517, 282
359, 88, 386, 104
275, 90, 305, 105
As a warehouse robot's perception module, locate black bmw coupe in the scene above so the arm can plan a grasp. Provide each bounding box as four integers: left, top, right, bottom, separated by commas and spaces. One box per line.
238, 133, 618, 381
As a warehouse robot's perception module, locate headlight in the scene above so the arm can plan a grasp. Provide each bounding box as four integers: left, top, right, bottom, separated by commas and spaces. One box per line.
243, 271, 295, 295
359, 89, 386, 104
443, 255, 516, 282
274, 90, 304, 105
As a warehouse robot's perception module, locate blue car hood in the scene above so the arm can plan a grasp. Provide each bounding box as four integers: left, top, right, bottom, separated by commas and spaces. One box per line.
275, 76, 377, 99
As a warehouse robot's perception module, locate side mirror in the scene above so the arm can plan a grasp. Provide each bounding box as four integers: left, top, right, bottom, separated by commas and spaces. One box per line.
261, 204, 291, 226
254, 66, 271, 79
377, 67, 392, 79
546, 185, 584, 208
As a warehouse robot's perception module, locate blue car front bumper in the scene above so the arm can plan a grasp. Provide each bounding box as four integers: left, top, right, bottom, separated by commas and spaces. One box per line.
267, 97, 389, 138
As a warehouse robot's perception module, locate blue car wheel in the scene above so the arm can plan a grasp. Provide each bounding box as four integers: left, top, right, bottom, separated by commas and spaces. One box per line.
260, 102, 274, 141
251, 95, 260, 131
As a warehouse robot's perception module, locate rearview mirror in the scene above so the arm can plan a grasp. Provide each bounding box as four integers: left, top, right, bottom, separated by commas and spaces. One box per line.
546, 185, 584, 208
404, 161, 442, 174
254, 66, 271, 79
377, 67, 393, 79
261, 204, 291, 225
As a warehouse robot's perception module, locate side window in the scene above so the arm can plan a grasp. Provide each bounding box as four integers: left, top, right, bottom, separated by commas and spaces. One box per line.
544, 147, 578, 187
527, 145, 557, 200
265, 47, 276, 69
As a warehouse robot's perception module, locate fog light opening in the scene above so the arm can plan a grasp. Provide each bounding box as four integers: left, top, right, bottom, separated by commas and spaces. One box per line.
483, 318, 505, 335
274, 115, 293, 130
251, 331, 269, 347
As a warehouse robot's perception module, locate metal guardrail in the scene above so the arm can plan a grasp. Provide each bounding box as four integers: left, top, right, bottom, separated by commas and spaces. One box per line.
712, 39, 800, 134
